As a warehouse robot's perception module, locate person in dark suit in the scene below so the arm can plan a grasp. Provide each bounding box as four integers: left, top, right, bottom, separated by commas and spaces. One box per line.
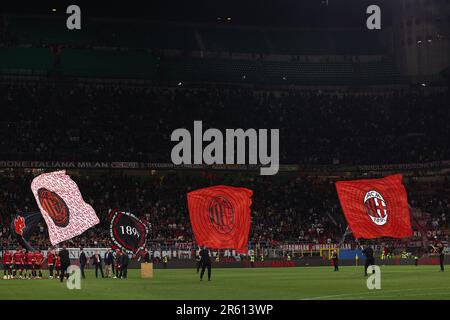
119, 252, 129, 279
199, 247, 212, 281
362, 245, 375, 276
104, 249, 114, 278
331, 250, 339, 271
79, 248, 87, 279
437, 245, 445, 271
196, 252, 201, 273
91, 251, 104, 278
114, 250, 122, 279
58, 245, 70, 283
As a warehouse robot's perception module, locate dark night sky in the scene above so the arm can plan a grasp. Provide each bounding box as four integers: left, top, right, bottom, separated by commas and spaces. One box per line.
1, 0, 392, 28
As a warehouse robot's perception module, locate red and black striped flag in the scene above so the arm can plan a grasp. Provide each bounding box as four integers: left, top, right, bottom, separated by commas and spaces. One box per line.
187, 185, 253, 252
335, 174, 412, 239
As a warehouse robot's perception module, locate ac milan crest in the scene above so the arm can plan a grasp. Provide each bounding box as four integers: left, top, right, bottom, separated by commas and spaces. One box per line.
108, 209, 149, 254
37, 188, 70, 227
208, 196, 235, 235
364, 190, 388, 226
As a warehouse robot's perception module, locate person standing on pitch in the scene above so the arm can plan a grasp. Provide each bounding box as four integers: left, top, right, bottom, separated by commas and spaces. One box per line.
104, 249, 114, 278
119, 252, 129, 279
91, 251, 104, 278
331, 250, 339, 271
59, 245, 71, 283
438, 244, 445, 272
199, 247, 212, 281
114, 249, 122, 279
2, 249, 12, 279
47, 248, 55, 279
196, 251, 201, 273
362, 245, 375, 276
79, 248, 87, 279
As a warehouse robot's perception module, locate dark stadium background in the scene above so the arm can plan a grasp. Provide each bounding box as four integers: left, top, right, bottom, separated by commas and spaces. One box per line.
1, 0, 392, 27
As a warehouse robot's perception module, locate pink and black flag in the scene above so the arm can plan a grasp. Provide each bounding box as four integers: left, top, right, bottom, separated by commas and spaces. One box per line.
31, 170, 99, 245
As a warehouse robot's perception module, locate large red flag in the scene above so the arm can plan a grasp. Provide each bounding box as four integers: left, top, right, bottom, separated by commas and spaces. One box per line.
335, 174, 412, 239
187, 185, 252, 252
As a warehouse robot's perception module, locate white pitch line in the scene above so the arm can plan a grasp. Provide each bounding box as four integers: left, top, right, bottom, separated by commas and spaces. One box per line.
302, 287, 450, 300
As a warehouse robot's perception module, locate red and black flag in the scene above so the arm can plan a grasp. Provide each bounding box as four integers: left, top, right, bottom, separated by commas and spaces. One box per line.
10, 212, 42, 251
108, 209, 149, 255
187, 185, 253, 252
335, 174, 412, 239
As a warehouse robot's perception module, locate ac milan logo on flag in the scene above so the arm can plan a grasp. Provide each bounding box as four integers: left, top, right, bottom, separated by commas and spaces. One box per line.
37, 188, 70, 227
208, 196, 235, 235
31, 170, 99, 245
364, 190, 388, 226
108, 209, 149, 254
188, 185, 253, 252
335, 174, 412, 239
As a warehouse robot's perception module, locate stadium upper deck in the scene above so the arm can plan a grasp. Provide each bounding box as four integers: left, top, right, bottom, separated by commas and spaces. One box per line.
0, 12, 403, 86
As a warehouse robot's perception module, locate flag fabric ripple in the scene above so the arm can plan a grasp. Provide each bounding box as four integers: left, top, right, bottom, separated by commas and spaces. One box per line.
31, 170, 99, 245
335, 174, 412, 239
188, 185, 253, 252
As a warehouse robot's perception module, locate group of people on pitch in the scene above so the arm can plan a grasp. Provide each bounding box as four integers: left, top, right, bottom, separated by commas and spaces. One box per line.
330, 244, 446, 275
2, 248, 47, 279
79, 248, 130, 279
2, 245, 73, 281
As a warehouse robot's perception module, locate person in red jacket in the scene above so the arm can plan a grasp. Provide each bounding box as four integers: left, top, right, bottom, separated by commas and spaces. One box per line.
25, 250, 35, 279
47, 249, 55, 279
2, 250, 13, 279
54, 255, 61, 279
34, 251, 44, 279
13, 248, 25, 279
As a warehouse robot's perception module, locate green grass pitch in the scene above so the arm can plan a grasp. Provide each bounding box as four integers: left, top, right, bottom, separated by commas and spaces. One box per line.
0, 265, 449, 300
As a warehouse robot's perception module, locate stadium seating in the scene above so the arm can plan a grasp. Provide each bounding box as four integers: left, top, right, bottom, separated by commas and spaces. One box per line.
6, 14, 385, 55
199, 26, 267, 53
8, 15, 96, 46
162, 58, 401, 85
1, 14, 400, 85
0, 47, 52, 75
60, 49, 158, 79
0, 46, 401, 84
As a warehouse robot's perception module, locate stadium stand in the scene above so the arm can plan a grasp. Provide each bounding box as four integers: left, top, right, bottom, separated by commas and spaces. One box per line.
0, 84, 447, 164
0, 11, 448, 256
0, 172, 448, 251
0, 13, 402, 86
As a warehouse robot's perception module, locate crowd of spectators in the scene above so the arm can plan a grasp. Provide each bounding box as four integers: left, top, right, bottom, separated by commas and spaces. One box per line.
0, 81, 449, 250
0, 83, 448, 165
0, 171, 448, 250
